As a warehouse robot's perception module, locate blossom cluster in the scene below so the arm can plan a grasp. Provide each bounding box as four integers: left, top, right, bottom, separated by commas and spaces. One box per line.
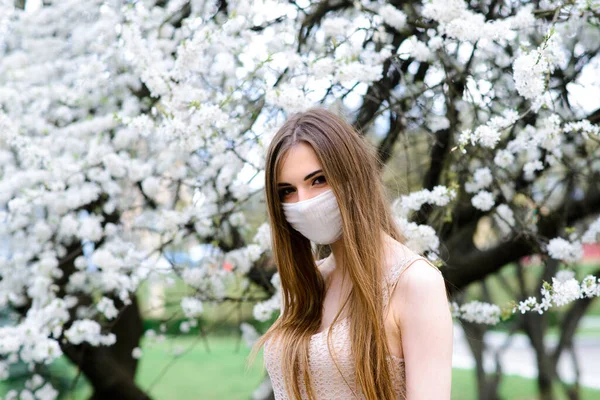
2, 375, 58, 400
458, 109, 519, 149
452, 270, 600, 325
493, 204, 516, 236
451, 300, 502, 325
394, 217, 441, 255
393, 185, 456, 216
513, 30, 566, 105
515, 270, 600, 314
240, 322, 260, 347
253, 272, 282, 322
546, 237, 584, 264
582, 217, 600, 244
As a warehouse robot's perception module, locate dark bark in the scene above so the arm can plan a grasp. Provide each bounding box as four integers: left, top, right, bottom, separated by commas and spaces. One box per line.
51, 197, 149, 399
376, 111, 404, 166
552, 271, 600, 365
353, 32, 413, 143
247, 254, 278, 294
61, 296, 149, 400
462, 320, 502, 400
443, 237, 532, 296
297, 0, 351, 50
518, 259, 558, 400
551, 270, 599, 399
443, 179, 600, 295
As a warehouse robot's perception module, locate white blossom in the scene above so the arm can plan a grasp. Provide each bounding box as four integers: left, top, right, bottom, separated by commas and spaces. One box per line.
180, 297, 204, 318
131, 347, 143, 359
465, 167, 493, 193
335, 62, 383, 84
428, 36, 444, 50
0, 361, 8, 380
402, 36, 433, 62
493, 204, 515, 235
555, 269, 575, 283
513, 30, 564, 103
310, 57, 336, 79
25, 374, 44, 391
523, 160, 544, 180
380, 4, 407, 31
79, 216, 104, 242
396, 186, 456, 215
546, 238, 584, 263
494, 150, 515, 169
64, 319, 116, 346
581, 275, 600, 298
564, 119, 600, 139
96, 297, 119, 320
459, 123, 504, 149
180, 321, 191, 333
253, 222, 272, 252
548, 276, 582, 307
426, 115, 450, 132
475, 125, 502, 148
471, 191, 495, 211
265, 83, 312, 113
34, 383, 58, 400
582, 217, 600, 244
513, 52, 547, 101
240, 322, 260, 348
321, 17, 352, 38
395, 218, 440, 254
253, 294, 281, 322
141, 176, 161, 199
270, 272, 281, 291
452, 300, 501, 325
510, 6, 536, 31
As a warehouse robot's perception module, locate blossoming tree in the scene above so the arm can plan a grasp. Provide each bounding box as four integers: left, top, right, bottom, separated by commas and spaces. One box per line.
1, 0, 599, 399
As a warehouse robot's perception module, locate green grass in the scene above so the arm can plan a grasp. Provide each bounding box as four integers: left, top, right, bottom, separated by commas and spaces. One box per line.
134, 335, 265, 400
451, 368, 600, 400
0, 334, 266, 400
2, 335, 599, 399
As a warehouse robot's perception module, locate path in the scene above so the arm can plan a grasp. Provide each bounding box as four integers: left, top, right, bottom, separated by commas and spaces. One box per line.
451, 316, 600, 389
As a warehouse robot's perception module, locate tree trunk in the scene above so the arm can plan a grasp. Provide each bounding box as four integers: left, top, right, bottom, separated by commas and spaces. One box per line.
61, 295, 150, 400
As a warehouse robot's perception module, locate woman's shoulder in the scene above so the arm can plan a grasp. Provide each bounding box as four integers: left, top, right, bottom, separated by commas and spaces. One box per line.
384, 240, 441, 283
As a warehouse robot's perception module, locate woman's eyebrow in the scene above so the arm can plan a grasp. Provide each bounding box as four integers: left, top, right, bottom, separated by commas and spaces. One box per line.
277, 169, 323, 187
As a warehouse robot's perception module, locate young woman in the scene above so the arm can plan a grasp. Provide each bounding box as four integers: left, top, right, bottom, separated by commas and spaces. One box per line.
250, 107, 453, 399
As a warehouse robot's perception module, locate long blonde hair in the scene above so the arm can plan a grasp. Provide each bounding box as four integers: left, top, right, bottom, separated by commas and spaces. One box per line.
249, 107, 407, 399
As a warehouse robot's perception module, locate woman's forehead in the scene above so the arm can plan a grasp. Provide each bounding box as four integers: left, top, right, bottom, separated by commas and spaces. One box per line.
277, 142, 322, 183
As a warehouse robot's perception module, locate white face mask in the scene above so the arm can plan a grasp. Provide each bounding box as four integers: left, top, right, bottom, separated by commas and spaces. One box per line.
281, 189, 343, 245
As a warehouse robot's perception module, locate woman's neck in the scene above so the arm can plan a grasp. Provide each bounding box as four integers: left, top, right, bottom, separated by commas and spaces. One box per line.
329, 236, 345, 271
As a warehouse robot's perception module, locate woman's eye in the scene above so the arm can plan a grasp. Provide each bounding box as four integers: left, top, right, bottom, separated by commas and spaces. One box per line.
313, 176, 326, 185
279, 188, 294, 199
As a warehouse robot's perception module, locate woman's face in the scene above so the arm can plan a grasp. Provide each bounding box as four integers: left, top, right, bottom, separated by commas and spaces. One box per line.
277, 142, 330, 204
